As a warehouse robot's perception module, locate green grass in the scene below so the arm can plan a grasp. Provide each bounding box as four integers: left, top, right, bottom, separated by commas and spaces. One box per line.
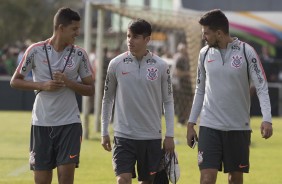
0, 111, 281, 183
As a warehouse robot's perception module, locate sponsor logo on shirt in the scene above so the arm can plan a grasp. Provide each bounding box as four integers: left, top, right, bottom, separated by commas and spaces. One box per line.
123, 57, 133, 64
231, 55, 243, 69
146, 58, 156, 65
231, 45, 240, 51
252, 58, 263, 83
147, 67, 158, 81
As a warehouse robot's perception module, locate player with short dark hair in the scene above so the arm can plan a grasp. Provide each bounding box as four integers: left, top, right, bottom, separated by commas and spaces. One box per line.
101, 18, 175, 184
187, 9, 273, 184
10, 7, 94, 184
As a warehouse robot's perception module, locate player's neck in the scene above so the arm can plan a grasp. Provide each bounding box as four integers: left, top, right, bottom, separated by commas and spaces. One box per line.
49, 35, 68, 52
131, 49, 148, 61
218, 36, 234, 49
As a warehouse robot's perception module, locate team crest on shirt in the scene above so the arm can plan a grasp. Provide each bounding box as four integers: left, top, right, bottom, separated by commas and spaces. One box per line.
147, 67, 158, 81
63, 56, 75, 70
231, 55, 243, 69
198, 151, 203, 165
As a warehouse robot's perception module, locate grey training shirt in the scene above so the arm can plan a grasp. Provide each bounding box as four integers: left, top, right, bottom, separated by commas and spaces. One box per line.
189, 38, 272, 130
101, 51, 174, 140
17, 40, 93, 126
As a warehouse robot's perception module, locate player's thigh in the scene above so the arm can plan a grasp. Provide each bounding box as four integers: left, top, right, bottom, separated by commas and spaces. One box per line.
56, 123, 82, 167
113, 137, 136, 177
136, 139, 162, 181
57, 163, 76, 183
223, 130, 251, 173
198, 126, 223, 171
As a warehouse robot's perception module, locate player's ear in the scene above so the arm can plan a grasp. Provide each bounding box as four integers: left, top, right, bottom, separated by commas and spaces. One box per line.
145, 36, 151, 43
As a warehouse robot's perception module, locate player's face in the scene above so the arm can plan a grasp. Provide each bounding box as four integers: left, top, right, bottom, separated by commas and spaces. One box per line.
127, 29, 150, 55
61, 21, 80, 44
202, 26, 219, 47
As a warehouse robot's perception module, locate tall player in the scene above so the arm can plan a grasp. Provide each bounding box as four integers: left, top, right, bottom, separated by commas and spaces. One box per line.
187, 9, 273, 184
10, 7, 94, 184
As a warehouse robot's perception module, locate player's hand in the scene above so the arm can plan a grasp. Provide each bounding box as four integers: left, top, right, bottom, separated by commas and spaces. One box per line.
101, 135, 112, 152
41, 80, 65, 91
261, 121, 273, 139
163, 137, 175, 154
187, 122, 198, 148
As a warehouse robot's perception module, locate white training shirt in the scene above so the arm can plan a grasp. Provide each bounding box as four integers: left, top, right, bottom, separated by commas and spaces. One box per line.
17, 40, 93, 126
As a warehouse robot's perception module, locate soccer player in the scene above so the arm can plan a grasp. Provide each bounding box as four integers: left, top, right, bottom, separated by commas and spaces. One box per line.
10, 7, 94, 184
186, 9, 273, 184
101, 18, 175, 184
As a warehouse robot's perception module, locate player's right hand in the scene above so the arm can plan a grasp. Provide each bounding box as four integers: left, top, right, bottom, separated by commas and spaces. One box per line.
101, 135, 112, 152
42, 80, 65, 91
186, 122, 198, 148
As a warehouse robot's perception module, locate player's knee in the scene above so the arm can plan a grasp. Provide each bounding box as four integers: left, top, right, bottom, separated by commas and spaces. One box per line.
117, 174, 131, 184
228, 172, 243, 184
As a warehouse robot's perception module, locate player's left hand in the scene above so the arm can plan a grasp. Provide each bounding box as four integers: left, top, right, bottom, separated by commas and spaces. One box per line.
163, 137, 175, 154
261, 121, 273, 139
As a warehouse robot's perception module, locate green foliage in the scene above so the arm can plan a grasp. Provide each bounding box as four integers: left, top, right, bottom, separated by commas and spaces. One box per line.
0, 111, 281, 183
0, 0, 81, 47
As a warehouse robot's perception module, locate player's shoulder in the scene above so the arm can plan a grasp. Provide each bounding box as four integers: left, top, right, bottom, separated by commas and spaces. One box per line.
25, 41, 45, 54
200, 45, 210, 55
110, 51, 130, 65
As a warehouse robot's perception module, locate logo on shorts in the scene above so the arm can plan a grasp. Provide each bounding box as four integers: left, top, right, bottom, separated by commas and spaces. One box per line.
70, 154, 78, 159
29, 151, 36, 166
198, 151, 203, 165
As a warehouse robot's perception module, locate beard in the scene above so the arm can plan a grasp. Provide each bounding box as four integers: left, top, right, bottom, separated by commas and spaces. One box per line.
206, 39, 219, 48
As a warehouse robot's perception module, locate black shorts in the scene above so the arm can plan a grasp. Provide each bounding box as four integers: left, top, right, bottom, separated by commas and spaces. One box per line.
29, 123, 82, 170
198, 126, 251, 173
112, 137, 162, 181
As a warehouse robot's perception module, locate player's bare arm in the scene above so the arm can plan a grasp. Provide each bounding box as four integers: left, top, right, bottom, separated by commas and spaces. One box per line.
58, 72, 94, 96
10, 71, 65, 91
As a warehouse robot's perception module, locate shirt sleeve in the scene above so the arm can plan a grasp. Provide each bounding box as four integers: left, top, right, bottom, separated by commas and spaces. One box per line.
101, 60, 117, 136
78, 49, 94, 79
17, 45, 35, 76
246, 44, 272, 123
188, 51, 206, 124
161, 64, 174, 137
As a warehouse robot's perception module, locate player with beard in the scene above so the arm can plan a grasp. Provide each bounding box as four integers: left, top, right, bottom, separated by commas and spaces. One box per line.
186, 9, 273, 184
10, 7, 94, 184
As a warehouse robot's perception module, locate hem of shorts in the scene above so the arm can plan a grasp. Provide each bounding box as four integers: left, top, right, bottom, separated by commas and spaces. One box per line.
57, 161, 80, 168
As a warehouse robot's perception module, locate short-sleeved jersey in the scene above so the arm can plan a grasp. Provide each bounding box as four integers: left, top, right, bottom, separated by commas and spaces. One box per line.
189, 38, 272, 131
101, 51, 174, 140
17, 40, 93, 126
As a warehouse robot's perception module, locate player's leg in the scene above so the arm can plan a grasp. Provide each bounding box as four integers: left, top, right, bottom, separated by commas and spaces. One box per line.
228, 172, 243, 184
223, 130, 251, 184
34, 170, 52, 184
57, 163, 76, 184
137, 139, 162, 184
113, 137, 136, 184
55, 123, 82, 184
198, 127, 223, 184
30, 125, 56, 184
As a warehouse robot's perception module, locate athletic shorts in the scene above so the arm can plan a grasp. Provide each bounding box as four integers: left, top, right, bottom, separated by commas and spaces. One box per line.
198, 126, 251, 173
112, 136, 162, 181
29, 123, 82, 170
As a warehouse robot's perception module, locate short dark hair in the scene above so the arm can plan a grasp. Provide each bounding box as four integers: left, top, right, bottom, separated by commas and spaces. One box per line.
53, 7, 80, 30
128, 18, 152, 37
199, 9, 229, 34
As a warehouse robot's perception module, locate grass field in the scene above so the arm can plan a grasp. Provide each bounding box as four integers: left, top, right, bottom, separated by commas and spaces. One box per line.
0, 111, 281, 184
